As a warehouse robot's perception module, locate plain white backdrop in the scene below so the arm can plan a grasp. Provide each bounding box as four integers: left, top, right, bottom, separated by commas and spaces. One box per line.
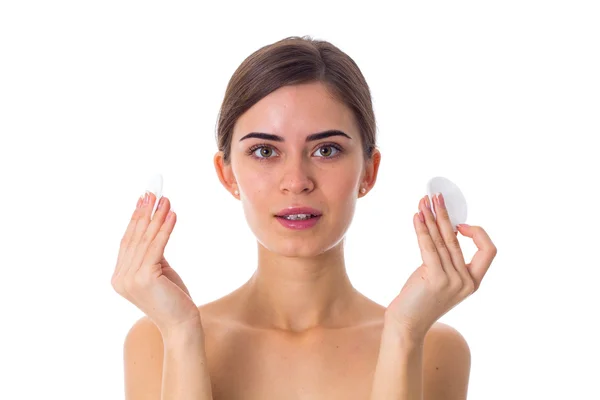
1, 1, 598, 399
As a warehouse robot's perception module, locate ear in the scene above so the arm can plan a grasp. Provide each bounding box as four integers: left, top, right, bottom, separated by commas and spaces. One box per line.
359, 148, 381, 197
214, 151, 238, 197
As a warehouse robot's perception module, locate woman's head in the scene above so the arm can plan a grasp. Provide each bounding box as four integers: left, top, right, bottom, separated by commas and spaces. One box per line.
214, 36, 381, 257
216, 36, 377, 165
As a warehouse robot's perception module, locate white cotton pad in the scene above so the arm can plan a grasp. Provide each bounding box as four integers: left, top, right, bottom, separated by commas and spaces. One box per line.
145, 173, 163, 218
426, 176, 467, 232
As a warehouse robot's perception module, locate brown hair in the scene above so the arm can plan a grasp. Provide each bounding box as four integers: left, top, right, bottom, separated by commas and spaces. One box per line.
216, 36, 377, 165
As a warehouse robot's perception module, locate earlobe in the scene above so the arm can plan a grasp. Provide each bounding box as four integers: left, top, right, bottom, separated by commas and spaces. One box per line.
360, 149, 381, 196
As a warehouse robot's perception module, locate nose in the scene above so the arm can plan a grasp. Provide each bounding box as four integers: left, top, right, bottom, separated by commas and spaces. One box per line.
279, 157, 315, 195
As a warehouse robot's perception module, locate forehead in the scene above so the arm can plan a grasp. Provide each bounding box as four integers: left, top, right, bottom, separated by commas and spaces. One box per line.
232, 82, 357, 140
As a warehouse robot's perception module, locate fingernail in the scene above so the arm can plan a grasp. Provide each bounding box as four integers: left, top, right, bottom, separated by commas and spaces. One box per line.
143, 191, 150, 205
436, 193, 445, 209
457, 224, 469, 229
157, 196, 164, 209
425, 195, 431, 210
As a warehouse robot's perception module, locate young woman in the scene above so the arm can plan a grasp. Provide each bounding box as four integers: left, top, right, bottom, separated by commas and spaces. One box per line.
112, 36, 497, 400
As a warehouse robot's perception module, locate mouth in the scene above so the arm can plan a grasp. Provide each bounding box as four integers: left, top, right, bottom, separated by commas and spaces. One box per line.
274, 206, 323, 229
275, 213, 321, 221
275, 206, 322, 218
275, 214, 322, 230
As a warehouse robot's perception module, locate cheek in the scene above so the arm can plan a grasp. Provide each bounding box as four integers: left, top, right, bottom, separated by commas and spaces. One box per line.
239, 170, 274, 208
236, 159, 361, 200
234, 161, 271, 192
321, 173, 360, 214
323, 165, 361, 192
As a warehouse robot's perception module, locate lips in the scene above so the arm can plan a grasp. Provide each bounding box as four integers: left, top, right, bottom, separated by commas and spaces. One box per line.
275, 207, 322, 217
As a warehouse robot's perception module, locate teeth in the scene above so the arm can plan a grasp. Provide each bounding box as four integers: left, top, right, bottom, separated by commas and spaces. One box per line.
282, 214, 315, 220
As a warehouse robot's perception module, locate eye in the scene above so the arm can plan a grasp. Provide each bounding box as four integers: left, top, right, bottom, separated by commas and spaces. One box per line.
247, 143, 343, 161
249, 145, 279, 159
313, 145, 341, 158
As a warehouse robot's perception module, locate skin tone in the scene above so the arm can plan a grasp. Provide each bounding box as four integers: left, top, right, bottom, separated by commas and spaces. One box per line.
212, 80, 496, 398
213, 81, 382, 333
119, 79, 495, 399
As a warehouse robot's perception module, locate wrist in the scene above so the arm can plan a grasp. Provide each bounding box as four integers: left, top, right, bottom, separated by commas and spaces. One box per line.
383, 313, 427, 346
160, 317, 205, 344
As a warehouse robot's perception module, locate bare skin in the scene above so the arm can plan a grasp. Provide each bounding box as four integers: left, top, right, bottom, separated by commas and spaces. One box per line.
200, 290, 469, 399
126, 302, 466, 399
123, 81, 471, 399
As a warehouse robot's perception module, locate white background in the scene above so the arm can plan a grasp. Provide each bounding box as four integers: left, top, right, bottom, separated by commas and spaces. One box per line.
1, 1, 598, 399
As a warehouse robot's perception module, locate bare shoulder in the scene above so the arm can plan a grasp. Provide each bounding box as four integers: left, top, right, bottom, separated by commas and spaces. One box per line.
123, 316, 164, 400
423, 322, 471, 399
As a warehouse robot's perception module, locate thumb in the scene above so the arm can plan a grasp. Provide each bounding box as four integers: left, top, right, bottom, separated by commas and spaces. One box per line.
160, 256, 192, 298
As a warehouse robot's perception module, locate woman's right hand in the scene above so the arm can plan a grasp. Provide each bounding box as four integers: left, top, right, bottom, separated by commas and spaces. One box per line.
111, 192, 201, 336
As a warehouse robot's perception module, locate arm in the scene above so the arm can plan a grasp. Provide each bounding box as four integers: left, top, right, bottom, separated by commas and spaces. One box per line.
371, 194, 492, 399
370, 318, 471, 400
370, 317, 425, 400
124, 316, 213, 400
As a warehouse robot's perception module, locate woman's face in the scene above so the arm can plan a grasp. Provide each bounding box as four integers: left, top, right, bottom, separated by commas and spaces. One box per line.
218, 81, 378, 257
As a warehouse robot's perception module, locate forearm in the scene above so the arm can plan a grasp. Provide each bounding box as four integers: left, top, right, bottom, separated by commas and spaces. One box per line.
161, 323, 213, 400
370, 318, 425, 400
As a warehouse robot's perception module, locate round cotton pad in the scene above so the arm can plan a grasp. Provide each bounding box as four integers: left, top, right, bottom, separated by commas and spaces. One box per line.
145, 173, 163, 217
426, 176, 467, 231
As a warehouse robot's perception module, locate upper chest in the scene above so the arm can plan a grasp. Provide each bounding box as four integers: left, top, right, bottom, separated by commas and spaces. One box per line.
203, 322, 384, 400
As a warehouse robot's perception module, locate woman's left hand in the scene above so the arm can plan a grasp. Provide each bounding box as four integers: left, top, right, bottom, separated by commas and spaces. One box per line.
385, 193, 497, 341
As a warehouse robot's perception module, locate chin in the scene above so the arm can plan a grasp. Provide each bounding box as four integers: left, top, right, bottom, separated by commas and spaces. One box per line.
252, 215, 349, 258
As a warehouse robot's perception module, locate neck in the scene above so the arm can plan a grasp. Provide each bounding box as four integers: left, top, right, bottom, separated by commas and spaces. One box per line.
240, 239, 359, 332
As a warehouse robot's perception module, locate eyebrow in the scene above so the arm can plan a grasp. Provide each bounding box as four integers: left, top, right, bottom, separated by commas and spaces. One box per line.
239, 129, 352, 143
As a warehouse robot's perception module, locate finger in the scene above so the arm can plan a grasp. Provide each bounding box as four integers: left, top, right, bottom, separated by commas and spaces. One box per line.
129, 195, 173, 276
432, 193, 469, 281
114, 194, 145, 279
141, 210, 177, 273
457, 224, 497, 290
122, 191, 159, 282
421, 196, 457, 278
413, 203, 443, 275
